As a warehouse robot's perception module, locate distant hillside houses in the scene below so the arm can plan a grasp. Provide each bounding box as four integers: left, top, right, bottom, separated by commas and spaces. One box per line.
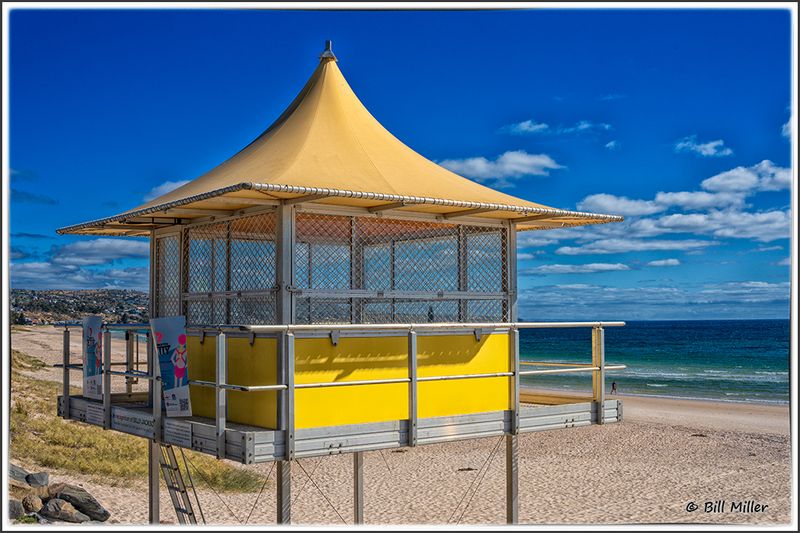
10, 289, 149, 325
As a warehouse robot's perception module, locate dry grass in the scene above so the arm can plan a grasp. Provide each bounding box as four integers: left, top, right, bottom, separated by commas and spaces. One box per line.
10, 350, 263, 493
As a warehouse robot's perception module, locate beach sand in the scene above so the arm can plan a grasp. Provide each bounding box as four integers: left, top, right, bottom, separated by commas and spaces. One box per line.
9, 326, 793, 525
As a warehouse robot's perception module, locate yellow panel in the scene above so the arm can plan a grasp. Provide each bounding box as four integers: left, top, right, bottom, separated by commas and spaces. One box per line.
188, 336, 279, 429
188, 332, 510, 430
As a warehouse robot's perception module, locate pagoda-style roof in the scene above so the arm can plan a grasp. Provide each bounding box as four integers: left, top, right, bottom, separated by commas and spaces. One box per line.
58, 42, 622, 236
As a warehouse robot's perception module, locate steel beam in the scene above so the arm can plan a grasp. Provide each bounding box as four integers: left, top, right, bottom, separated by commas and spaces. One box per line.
62, 329, 70, 419
148, 440, 160, 524
277, 461, 291, 524
216, 332, 228, 459
367, 201, 407, 213
506, 434, 519, 524
353, 452, 364, 524
102, 330, 112, 429
407, 330, 418, 447
442, 207, 495, 219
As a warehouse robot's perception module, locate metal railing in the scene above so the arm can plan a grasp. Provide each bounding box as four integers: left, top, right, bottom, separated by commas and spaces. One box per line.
57, 320, 626, 459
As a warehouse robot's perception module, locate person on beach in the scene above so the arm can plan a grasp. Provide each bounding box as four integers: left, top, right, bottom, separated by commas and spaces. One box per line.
611, 381, 617, 395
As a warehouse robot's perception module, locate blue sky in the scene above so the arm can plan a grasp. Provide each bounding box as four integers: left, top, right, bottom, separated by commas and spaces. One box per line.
8, 8, 793, 320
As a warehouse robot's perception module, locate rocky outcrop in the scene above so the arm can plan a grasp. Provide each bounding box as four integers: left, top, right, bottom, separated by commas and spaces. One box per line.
40, 499, 90, 523
49, 484, 110, 522
8, 463, 111, 524
9, 499, 24, 520
21, 494, 43, 514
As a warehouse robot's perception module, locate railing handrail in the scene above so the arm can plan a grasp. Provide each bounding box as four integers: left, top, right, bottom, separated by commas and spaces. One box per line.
55, 320, 626, 332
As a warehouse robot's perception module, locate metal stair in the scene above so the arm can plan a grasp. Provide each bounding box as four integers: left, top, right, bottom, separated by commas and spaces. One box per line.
158, 444, 203, 524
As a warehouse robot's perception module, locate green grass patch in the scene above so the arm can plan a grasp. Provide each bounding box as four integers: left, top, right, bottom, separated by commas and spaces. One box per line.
10, 350, 263, 493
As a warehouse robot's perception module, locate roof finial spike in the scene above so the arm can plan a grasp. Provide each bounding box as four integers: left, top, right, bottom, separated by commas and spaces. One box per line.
320, 40, 337, 61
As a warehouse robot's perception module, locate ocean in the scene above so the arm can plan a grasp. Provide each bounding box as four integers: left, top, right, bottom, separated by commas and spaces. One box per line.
519, 319, 790, 404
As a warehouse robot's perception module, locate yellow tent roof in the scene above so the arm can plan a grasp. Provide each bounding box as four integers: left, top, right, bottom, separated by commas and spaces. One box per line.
58, 43, 622, 236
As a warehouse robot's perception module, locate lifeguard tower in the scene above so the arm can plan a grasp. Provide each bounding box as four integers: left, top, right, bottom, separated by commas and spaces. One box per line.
56, 42, 626, 525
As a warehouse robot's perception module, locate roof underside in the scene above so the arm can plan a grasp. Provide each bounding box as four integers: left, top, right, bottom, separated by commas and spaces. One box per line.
58, 50, 622, 236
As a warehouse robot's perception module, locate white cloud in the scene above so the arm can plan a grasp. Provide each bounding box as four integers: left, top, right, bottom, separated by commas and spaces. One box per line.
782, 118, 791, 139
701, 160, 790, 193
556, 238, 718, 255
674, 135, 733, 157
604, 140, 619, 150
647, 258, 681, 267
598, 94, 627, 101
559, 120, 612, 134
499, 119, 549, 135
439, 150, 563, 186
52, 238, 150, 266
523, 262, 630, 275
517, 252, 543, 260
777, 257, 791, 266
10, 262, 149, 290
577, 193, 664, 216
755, 245, 783, 252
144, 180, 190, 201
654, 190, 746, 210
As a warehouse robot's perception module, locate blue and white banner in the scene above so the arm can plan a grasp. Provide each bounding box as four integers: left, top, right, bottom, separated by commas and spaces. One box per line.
149, 316, 192, 418
82, 316, 103, 400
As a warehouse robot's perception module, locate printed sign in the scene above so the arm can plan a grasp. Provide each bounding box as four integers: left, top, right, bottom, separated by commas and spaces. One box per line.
164, 418, 193, 448
149, 316, 192, 418
112, 408, 155, 439
82, 316, 103, 400
85, 403, 105, 426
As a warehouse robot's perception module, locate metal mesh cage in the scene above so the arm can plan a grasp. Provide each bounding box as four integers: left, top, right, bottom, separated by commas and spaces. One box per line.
294, 213, 508, 324
155, 235, 181, 317
182, 212, 278, 325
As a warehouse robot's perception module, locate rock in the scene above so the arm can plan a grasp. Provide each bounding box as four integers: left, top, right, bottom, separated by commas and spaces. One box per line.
9, 464, 30, 487
9, 499, 24, 520
25, 472, 49, 488
40, 499, 89, 523
28, 485, 50, 500
49, 484, 110, 522
47, 482, 67, 499
22, 494, 43, 514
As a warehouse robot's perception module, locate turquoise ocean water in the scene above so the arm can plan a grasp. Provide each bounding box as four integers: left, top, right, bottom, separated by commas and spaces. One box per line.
519, 319, 790, 404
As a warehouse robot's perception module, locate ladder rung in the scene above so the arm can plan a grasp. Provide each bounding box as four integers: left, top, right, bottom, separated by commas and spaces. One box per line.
165, 484, 187, 493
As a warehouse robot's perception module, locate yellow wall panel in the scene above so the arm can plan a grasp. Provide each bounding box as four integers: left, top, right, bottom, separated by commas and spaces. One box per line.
188, 332, 511, 430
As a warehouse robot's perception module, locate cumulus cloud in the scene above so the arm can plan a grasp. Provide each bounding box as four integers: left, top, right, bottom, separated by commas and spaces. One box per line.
523, 263, 630, 275
782, 118, 791, 139
604, 140, 619, 150
700, 160, 790, 193
654, 190, 746, 210
577, 193, 663, 216
144, 180, 190, 201
556, 238, 718, 255
674, 135, 733, 157
439, 150, 563, 187
498, 119, 549, 135
647, 258, 680, 267
559, 120, 612, 134
776, 257, 791, 266
51, 238, 150, 266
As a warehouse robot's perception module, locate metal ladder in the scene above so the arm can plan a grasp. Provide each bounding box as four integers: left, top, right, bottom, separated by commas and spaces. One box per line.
158, 444, 203, 525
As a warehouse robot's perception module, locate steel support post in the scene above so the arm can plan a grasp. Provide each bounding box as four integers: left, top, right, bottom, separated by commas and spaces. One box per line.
277, 461, 291, 524
353, 451, 364, 524
102, 330, 112, 429
148, 440, 160, 524
592, 326, 606, 424
62, 328, 70, 419
125, 331, 134, 394
509, 328, 520, 435
216, 332, 227, 459
407, 330, 418, 447
506, 434, 519, 524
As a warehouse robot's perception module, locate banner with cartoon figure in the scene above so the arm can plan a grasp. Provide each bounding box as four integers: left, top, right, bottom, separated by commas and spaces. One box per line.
149, 316, 192, 417
82, 316, 104, 400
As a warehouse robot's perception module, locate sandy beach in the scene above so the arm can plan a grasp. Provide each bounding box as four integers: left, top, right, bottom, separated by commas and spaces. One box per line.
9, 326, 792, 525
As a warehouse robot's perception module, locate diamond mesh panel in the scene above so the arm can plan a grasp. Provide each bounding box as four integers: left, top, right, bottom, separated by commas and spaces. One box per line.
183, 212, 278, 325
155, 235, 180, 317
294, 213, 508, 324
